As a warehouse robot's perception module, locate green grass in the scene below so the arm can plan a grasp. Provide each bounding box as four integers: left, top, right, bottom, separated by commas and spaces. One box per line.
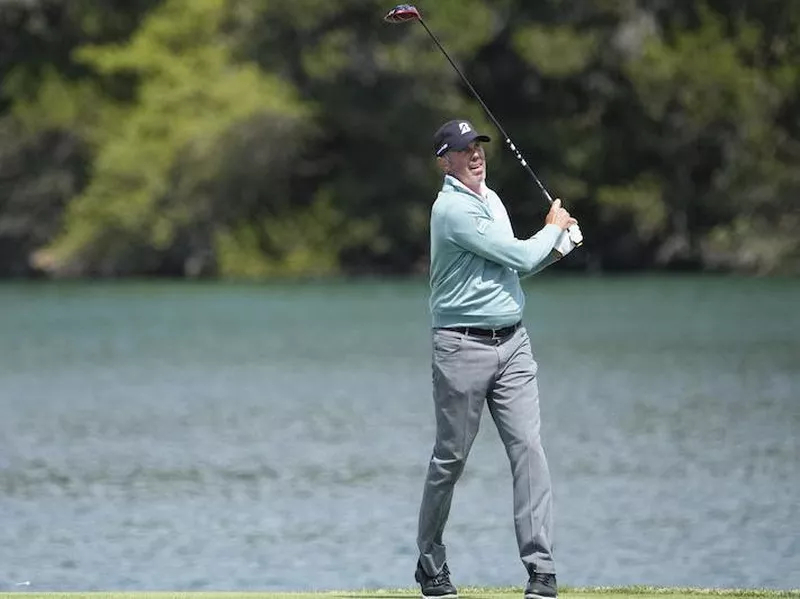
2, 588, 799, 599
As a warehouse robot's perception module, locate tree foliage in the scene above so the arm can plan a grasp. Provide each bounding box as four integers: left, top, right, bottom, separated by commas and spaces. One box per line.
1, 0, 798, 277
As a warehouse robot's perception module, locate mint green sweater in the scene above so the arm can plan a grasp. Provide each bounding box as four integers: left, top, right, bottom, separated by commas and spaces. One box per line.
429, 175, 562, 329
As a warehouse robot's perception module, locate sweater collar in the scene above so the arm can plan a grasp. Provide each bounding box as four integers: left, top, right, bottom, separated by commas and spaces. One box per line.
443, 175, 491, 201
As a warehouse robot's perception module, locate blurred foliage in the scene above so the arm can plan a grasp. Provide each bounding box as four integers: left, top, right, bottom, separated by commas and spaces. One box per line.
0, 0, 798, 277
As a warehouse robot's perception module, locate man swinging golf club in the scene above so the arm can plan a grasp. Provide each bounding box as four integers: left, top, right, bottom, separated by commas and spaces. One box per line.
382, 5, 582, 597
414, 118, 580, 599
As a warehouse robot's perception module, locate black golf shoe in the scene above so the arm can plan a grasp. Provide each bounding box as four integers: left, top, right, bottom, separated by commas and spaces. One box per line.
524, 572, 557, 599
414, 560, 458, 599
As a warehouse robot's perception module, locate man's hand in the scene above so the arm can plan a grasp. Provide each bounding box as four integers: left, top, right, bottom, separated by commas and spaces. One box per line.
554, 225, 583, 257
545, 198, 577, 230
567, 223, 583, 245
547, 199, 583, 257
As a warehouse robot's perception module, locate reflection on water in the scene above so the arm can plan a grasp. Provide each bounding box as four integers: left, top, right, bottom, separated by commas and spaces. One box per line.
1, 278, 798, 591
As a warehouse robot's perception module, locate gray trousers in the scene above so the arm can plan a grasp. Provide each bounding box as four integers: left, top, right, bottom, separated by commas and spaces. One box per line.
416, 325, 555, 577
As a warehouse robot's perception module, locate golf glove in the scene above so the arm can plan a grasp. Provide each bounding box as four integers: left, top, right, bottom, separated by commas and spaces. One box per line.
568, 223, 583, 245
555, 224, 583, 257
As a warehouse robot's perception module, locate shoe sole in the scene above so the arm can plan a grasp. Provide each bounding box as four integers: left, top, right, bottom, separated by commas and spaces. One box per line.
421, 594, 458, 599
525, 594, 557, 599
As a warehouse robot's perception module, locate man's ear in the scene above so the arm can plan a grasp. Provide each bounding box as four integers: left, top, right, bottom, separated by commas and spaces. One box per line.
436, 155, 450, 174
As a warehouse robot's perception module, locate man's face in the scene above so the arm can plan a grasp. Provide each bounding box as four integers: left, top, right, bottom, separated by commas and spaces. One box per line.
444, 141, 486, 189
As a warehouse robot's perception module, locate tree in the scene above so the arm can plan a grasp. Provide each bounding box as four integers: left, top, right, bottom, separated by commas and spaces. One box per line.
1, 0, 798, 277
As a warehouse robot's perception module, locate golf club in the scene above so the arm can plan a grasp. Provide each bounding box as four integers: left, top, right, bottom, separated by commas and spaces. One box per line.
384, 3, 555, 206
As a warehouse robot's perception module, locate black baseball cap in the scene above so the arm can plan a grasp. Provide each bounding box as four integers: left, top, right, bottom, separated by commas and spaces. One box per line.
433, 119, 491, 156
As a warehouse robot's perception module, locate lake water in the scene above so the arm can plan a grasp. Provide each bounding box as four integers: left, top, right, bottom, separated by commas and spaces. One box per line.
1, 277, 798, 592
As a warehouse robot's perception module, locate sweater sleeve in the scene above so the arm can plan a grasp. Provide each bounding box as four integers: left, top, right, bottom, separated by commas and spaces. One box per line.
445, 201, 562, 272
519, 250, 562, 279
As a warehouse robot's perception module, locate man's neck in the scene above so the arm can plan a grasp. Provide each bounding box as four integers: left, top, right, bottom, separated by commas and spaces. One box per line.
448, 174, 486, 197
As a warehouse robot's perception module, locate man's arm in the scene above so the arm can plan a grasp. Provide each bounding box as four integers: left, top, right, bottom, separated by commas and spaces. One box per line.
519, 249, 562, 279
519, 225, 582, 278
445, 201, 562, 272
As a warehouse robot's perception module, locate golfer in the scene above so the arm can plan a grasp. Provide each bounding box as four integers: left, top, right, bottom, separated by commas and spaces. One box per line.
414, 119, 580, 599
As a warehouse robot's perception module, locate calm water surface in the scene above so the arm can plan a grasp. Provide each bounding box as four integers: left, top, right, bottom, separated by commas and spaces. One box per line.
1, 277, 798, 591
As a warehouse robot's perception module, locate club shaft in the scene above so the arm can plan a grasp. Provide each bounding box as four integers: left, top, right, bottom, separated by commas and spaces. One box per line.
418, 19, 554, 205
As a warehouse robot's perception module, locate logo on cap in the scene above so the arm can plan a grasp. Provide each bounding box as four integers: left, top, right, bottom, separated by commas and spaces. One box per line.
459, 122, 472, 135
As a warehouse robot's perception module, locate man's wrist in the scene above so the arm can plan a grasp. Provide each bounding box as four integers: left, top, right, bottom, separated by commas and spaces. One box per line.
542, 223, 562, 235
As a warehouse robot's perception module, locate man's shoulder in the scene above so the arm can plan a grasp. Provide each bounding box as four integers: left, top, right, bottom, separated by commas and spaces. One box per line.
483, 185, 510, 216
482, 184, 505, 204
431, 187, 462, 217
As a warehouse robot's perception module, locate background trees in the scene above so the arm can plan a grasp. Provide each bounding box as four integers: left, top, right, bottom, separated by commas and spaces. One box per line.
1, 0, 797, 277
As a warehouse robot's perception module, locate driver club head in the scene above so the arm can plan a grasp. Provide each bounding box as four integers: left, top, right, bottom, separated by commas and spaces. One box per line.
384, 4, 422, 23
